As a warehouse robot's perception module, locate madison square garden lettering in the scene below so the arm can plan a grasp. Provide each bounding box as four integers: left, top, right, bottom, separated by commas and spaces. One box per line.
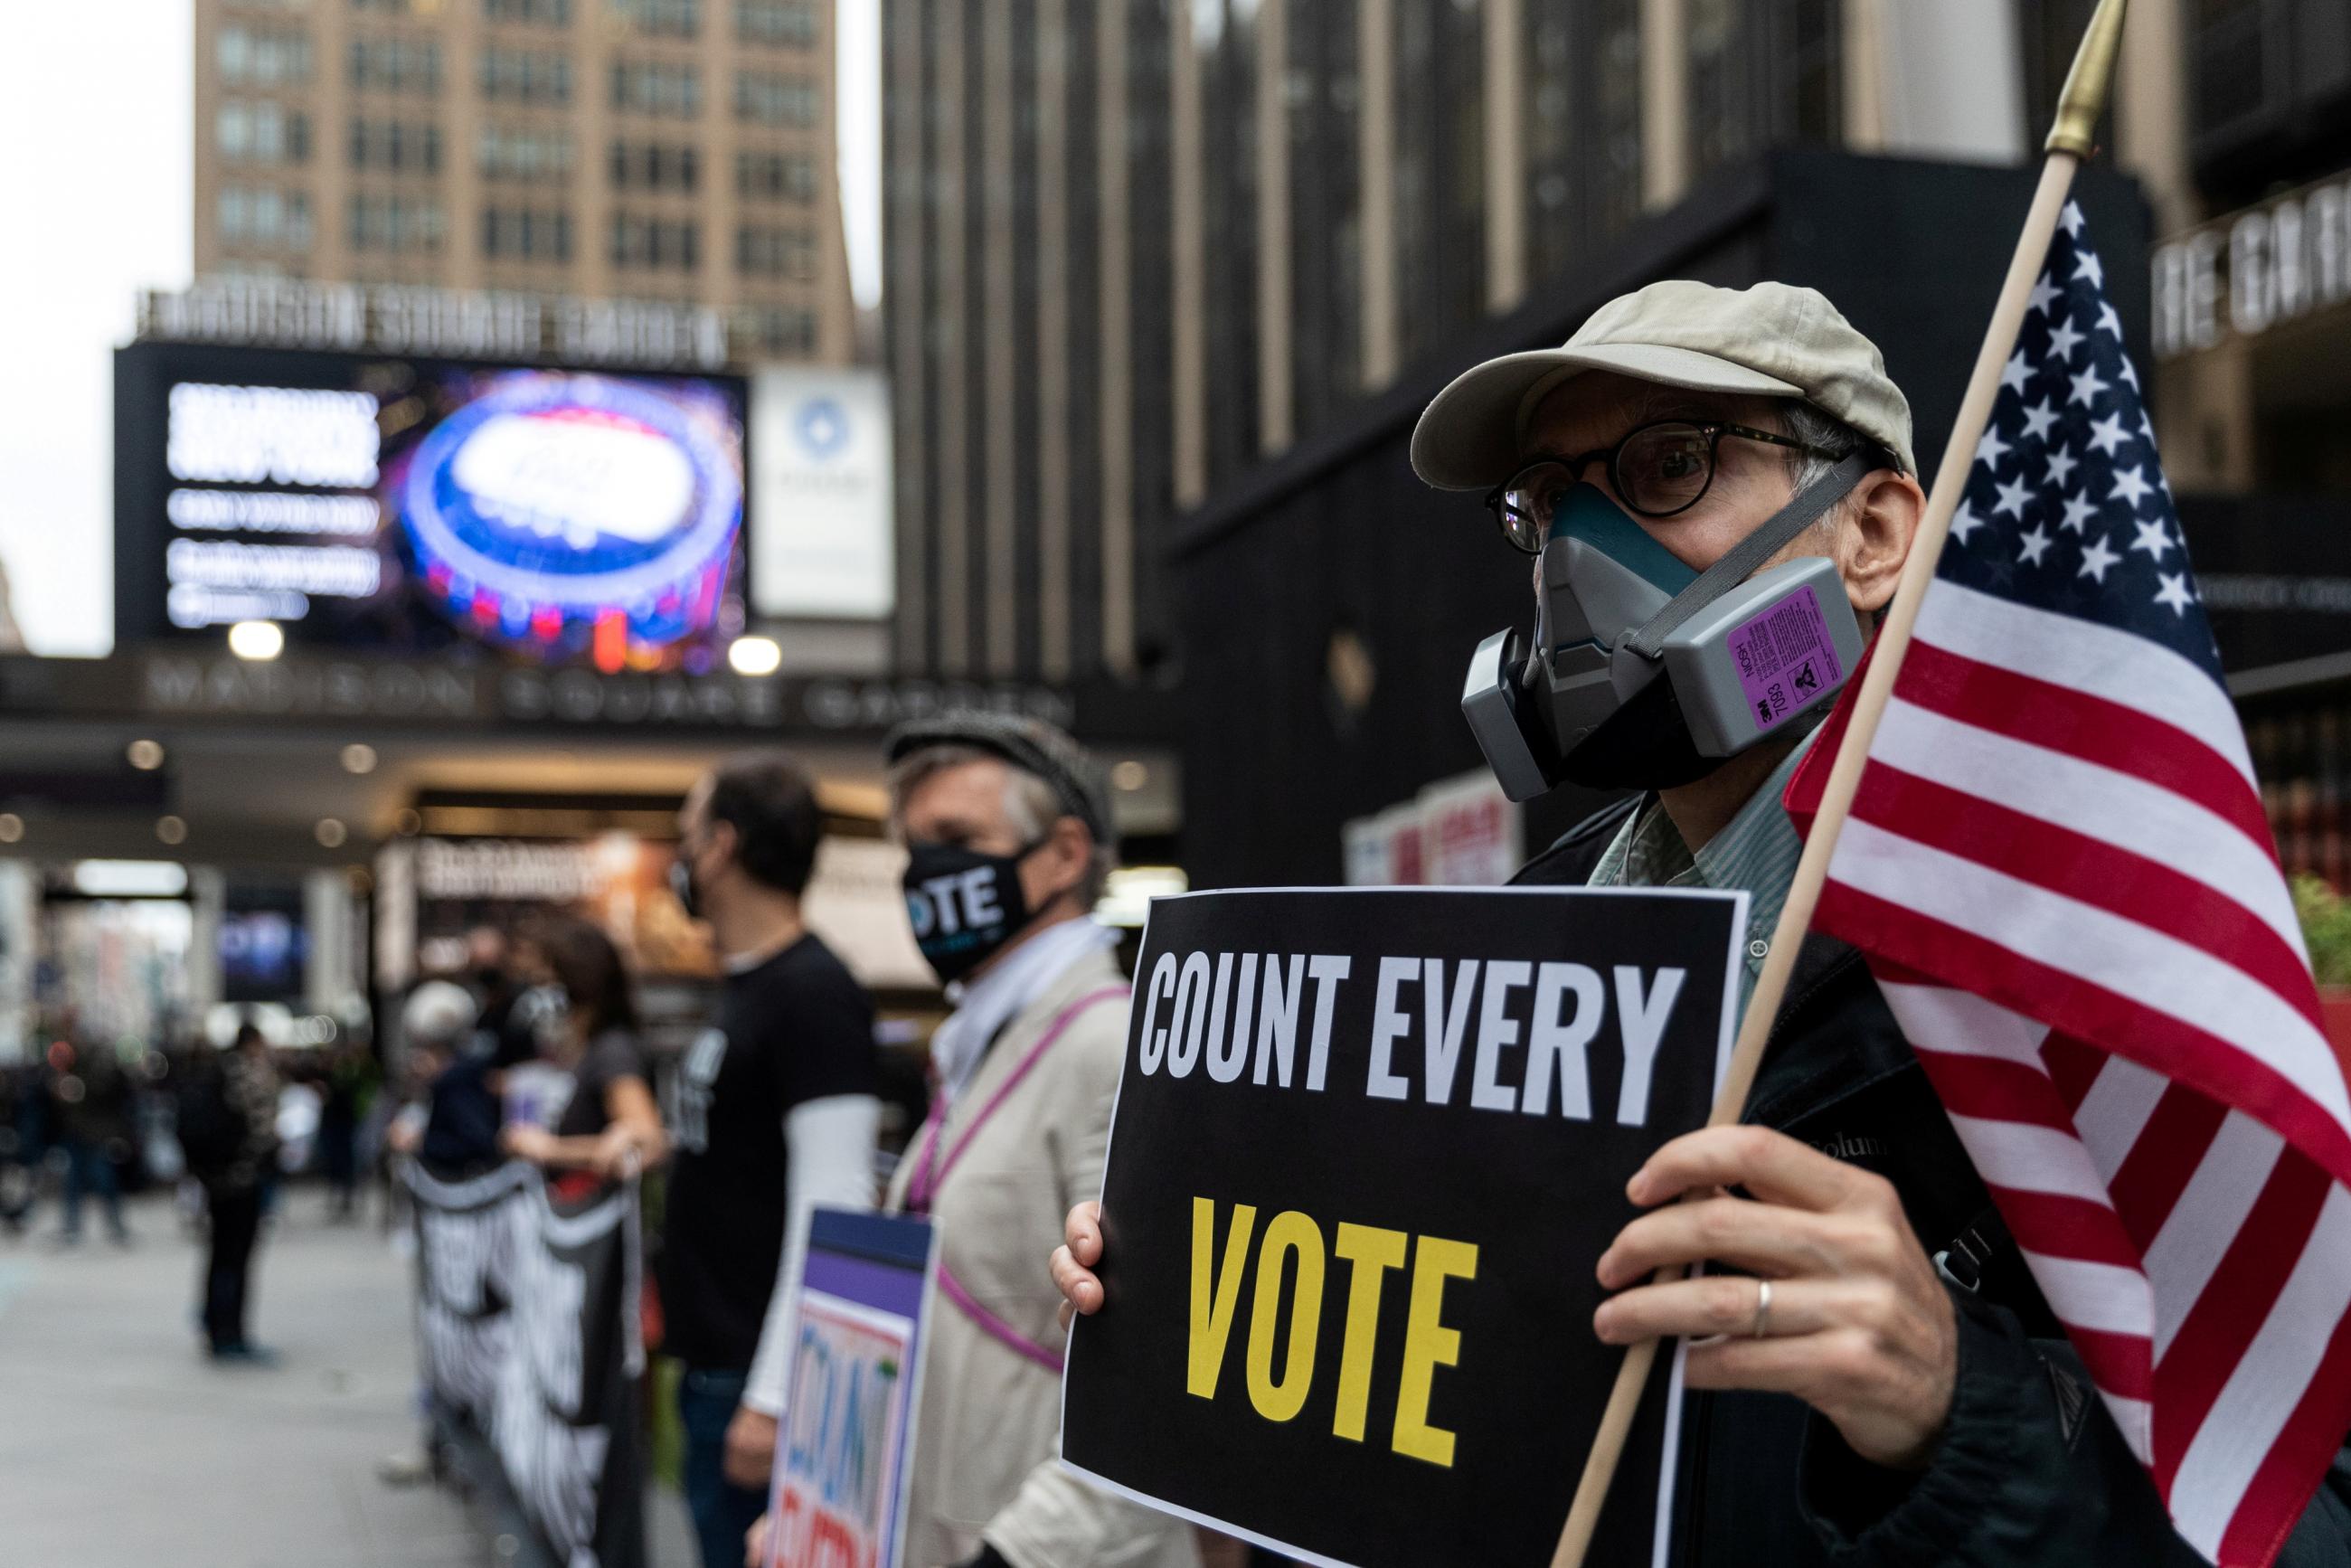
1061, 887, 1747, 1568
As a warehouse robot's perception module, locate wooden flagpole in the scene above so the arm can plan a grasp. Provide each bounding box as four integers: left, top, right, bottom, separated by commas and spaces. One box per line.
1547, 3, 2132, 1562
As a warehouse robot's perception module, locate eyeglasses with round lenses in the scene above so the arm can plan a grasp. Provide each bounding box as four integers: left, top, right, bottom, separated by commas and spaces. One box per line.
1486, 419, 1840, 554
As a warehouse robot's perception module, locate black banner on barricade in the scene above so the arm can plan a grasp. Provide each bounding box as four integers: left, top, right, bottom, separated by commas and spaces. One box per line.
408, 1161, 532, 1429
1060, 887, 1747, 1568
406, 1163, 646, 1568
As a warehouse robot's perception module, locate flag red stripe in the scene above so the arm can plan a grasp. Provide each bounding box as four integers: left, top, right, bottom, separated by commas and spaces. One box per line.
2042, 1034, 2110, 1118
1850, 761, 2321, 1029
2106, 1087, 2229, 1257
1898, 638, 2278, 860
1972, 1182, 2146, 1271
2217, 1288, 2351, 1566
2151, 1153, 2334, 1492
1811, 880, 2351, 1195
2058, 1322, 2158, 1405
1909, 1048, 2078, 1131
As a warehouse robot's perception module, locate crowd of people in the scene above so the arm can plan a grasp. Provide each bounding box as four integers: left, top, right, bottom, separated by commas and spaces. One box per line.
385, 717, 1195, 1568
0, 1020, 382, 1360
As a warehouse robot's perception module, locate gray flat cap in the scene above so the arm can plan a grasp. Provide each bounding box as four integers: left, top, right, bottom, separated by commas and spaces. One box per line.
883, 710, 1114, 850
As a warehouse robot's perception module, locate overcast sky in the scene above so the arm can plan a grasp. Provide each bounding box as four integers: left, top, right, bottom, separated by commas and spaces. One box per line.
0, 1, 883, 658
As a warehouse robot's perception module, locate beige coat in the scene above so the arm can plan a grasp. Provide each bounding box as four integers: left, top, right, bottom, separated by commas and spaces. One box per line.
886, 944, 1201, 1568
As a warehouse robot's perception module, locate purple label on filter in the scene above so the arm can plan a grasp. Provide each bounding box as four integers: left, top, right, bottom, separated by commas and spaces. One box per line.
1727, 585, 1843, 732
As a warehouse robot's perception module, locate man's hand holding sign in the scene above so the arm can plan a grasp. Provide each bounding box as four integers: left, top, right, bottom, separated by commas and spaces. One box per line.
1591, 1127, 1956, 1473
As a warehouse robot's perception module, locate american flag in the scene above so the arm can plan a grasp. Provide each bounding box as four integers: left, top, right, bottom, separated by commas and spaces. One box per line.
1789, 203, 2351, 1566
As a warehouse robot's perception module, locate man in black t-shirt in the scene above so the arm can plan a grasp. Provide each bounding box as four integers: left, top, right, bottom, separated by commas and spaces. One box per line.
662, 750, 880, 1568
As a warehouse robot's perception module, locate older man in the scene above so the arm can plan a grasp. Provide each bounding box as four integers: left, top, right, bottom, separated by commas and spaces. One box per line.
1056, 281, 2351, 1563
754, 713, 1199, 1568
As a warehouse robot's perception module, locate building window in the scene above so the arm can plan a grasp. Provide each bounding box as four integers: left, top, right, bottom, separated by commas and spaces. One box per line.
735, 0, 814, 45
483, 0, 571, 22
217, 100, 312, 165
349, 118, 442, 174
610, 60, 702, 117
216, 25, 314, 87
1686, 0, 1839, 181
734, 305, 817, 354
611, 0, 700, 38
736, 223, 816, 279
2187, 0, 2279, 145
1525, 0, 1641, 287
479, 123, 574, 180
349, 193, 447, 252
1392, 0, 1485, 375
735, 149, 816, 202
349, 36, 442, 94
1284, 0, 1363, 436
609, 141, 702, 192
610, 213, 700, 269
479, 47, 571, 104
352, 0, 416, 12
733, 70, 817, 127
217, 185, 315, 250
482, 205, 574, 261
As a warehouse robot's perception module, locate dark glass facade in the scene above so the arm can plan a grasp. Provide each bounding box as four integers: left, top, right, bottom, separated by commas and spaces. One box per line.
1686, 0, 1841, 184
1010, 0, 1044, 675
881, 0, 1912, 694
2186, 0, 2351, 201
1199, 2, 1262, 491
1063, 0, 1108, 674
1393, 0, 1487, 373
1525, 0, 1643, 294
1286, 0, 1362, 441
1127, 0, 1177, 670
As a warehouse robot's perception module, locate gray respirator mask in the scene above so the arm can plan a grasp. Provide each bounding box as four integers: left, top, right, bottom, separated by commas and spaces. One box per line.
1463, 454, 1872, 800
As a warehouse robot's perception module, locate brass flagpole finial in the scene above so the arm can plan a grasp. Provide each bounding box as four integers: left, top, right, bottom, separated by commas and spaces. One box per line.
2046, 0, 2130, 157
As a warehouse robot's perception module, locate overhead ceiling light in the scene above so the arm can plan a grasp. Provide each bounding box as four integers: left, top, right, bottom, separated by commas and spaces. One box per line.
315, 817, 348, 849
74, 860, 188, 897
227, 620, 285, 662
341, 743, 378, 775
0, 814, 25, 845
1110, 760, 1149, 792
155, 816, 188, 846
126, 739, 165, 771
727, 636, 783, 676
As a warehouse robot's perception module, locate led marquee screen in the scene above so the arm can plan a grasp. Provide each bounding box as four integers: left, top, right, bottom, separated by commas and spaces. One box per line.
116, 342, 750, 671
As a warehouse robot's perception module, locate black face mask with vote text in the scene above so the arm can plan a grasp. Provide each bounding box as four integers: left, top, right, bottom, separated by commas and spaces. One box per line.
902, 839, 1041, 985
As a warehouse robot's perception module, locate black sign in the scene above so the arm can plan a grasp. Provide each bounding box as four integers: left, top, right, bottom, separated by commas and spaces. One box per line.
408, 1163, 646, 1568
410, 1161, 528, 1428
1061, 887, 1746, 1568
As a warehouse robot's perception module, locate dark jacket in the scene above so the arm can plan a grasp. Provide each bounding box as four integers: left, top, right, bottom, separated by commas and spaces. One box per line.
1516, 802, 2351, 1566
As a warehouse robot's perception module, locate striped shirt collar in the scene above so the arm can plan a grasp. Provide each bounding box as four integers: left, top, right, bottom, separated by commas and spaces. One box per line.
1587, 729, 1819, 1011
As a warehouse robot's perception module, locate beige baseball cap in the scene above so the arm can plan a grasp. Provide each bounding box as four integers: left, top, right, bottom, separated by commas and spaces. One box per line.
1410, 279, 1917, 490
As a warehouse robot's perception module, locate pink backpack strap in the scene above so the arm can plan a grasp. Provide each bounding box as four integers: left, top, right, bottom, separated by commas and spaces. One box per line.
903, 983, 1130, 1374
935, 1261, 1065, 1374
904, 983, 1130, 1215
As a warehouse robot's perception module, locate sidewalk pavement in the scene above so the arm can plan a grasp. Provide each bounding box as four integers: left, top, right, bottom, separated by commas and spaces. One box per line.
0, 1188, 694, 1568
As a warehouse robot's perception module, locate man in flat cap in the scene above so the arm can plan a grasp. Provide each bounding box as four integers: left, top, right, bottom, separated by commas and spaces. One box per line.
1057, 281, 2351, 1563
753, 713, 1200, 1568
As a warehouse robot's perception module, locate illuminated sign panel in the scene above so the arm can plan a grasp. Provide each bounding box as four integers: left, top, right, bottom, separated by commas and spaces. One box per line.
749, 367, 895, 619
117, 341, 749, 673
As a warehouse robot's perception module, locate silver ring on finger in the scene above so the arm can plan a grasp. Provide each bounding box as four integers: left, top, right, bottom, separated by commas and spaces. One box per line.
1750, 1278, 1773, 1339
